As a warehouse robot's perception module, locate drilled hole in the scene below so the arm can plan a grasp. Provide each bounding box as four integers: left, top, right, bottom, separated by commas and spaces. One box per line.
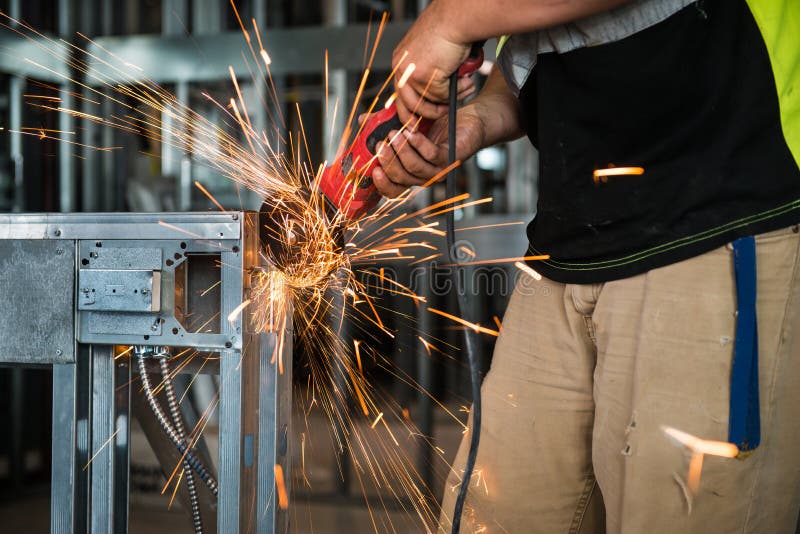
166, 259, 174, 267
180, 242, 187, 249
172, 327, 179, 335
232, 246, 240, 253
81, 258, 89, 266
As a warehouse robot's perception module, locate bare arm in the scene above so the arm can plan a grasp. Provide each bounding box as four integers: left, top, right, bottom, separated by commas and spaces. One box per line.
431, 0, 632, 44
470, 65, 524, 147
394, 0, 631, 121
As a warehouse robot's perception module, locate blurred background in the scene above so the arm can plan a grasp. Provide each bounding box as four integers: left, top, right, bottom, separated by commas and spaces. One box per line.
0, 0, 538, 531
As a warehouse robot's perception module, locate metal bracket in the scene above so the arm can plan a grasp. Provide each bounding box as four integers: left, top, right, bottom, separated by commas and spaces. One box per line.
78, 269, 161, 312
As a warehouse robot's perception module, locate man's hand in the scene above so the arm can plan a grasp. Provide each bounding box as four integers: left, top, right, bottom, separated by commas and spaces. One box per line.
373, 66, 523, 198
392, 1, 474, 124
372, 106, 486, 198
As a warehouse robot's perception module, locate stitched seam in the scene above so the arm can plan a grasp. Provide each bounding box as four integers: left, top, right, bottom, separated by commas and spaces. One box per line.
528, 201, 800, 271
741, 234, 800, 531
569, 284, 582, 314
584, 316, 597, 345
569, 476, 597, 534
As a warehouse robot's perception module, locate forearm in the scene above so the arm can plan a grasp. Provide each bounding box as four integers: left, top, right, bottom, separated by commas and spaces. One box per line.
430, 0, 632, 44
469, 66, 523, 148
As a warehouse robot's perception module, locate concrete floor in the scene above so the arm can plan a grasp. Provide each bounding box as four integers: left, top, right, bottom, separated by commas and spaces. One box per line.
0, 495, 415, 534
0, 400, 464, 533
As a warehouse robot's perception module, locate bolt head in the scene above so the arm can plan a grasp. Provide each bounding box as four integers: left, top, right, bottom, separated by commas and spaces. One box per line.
54, 229, 61, 236
55, 349, 62, 356
55, 248, 63, 255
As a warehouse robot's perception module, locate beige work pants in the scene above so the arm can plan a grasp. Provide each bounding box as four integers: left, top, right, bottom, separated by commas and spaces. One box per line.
439, 226, 800, 534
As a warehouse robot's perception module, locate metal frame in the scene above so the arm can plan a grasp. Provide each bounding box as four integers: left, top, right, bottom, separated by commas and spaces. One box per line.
0, 211, 291, 534
0, 22, 418, 84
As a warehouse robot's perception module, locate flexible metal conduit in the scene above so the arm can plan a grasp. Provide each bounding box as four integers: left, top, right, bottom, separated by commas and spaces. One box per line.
158, 354, 204, 533
134, 347, 219, 505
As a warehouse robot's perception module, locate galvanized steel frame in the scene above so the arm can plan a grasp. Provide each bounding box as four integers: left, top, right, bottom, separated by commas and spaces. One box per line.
0, 211, 291, 534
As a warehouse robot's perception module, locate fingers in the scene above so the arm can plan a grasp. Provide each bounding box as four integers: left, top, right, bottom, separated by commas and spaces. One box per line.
397, 84, 448, 120
372, 125, 451, 199
376, 139, 428, 187
372, 166, 407, 199
398, 129, 446, 166
456, 76, 476, 101
388, 131, 443, 180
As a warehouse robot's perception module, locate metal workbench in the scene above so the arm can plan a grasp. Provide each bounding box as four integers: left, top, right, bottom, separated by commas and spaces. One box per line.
0, 211, 291, 533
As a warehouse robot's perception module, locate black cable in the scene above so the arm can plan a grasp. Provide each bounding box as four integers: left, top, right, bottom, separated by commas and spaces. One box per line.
160, 357, 204, 534
447, 72, 482, 534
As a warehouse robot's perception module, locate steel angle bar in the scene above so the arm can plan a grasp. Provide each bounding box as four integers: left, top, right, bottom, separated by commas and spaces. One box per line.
88, 344, 130, 534
0, 212, 242, 241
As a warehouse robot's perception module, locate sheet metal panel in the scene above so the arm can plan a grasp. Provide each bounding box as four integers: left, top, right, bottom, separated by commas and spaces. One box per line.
0, 239, 75, 364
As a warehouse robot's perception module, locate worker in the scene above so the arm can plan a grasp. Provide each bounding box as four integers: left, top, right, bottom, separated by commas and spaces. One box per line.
372, 1, 800, 532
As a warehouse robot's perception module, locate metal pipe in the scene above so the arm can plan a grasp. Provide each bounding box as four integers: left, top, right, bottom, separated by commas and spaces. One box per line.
9, 76, 23, 212
323, 0, 348, 164
58, 0, 76, 213
163, 0, 189, 37
176, 82, 192, 211
9, 0, 23, 212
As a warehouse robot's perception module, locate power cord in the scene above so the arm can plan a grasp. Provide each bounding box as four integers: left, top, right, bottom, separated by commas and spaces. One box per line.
446, 71, 482, 534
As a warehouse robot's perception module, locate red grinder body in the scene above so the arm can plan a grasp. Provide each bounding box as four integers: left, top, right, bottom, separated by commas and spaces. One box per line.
318, 45, 485, 220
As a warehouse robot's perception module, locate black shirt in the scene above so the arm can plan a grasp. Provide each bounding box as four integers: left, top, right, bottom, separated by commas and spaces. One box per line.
521, 0, 800, 283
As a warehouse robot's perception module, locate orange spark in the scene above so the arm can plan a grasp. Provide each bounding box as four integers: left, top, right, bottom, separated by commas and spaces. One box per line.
593, 166, 644, 184
514, 261, 542, 281
454, 254, 550, 267
456, 221, 525, 232
427, 307, 499, 337
167, 469, 184, 508
397, 63, 416, 88
371, 412, 384, 429
662, 426, 738, 494
423, 197, 493, 219
226, 299, 251, 323
419, 336, 433, 356
492, 316, 503, 333
354, 339, 364, 376
384, 92, 398, 109
274, 464, 289, 510
194, 180, 227, 212
458, 246, 476, 259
